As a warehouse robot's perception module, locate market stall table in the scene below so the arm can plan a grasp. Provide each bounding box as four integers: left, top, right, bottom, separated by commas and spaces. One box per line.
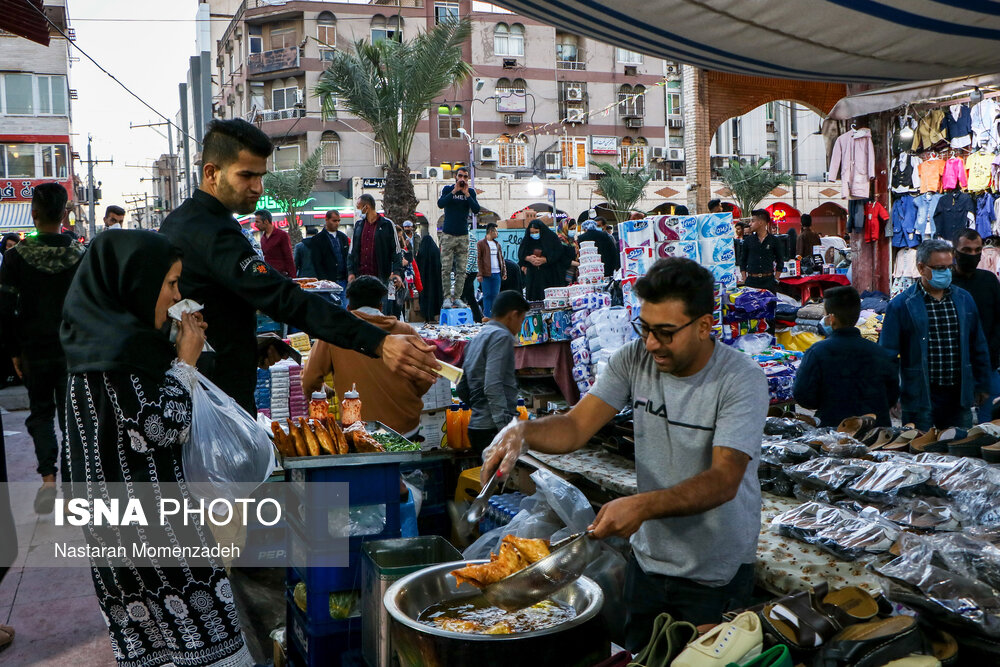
523, 446, 879, 596
514, 340, 580, 406
779, 274, 852, 305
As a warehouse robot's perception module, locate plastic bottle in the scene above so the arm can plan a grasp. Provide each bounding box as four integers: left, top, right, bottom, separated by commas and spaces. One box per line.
446, 405, 461, 449
309, 391, 330, 419
341, 384, 362, 426
517, 398, 529, 421
460, 402, 471, 449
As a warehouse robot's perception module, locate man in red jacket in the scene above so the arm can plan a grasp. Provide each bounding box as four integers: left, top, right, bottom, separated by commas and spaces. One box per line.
255, 209, 296, 277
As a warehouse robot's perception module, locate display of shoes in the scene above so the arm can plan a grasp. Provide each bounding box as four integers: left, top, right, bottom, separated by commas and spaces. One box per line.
812, 616, 922, 667
909, 428, 944, 454
671, 611, 761, 666
627, 612, 697, 667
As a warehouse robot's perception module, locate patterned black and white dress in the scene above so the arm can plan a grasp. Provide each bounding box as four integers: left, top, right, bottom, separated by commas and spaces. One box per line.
64, 362, 253, 667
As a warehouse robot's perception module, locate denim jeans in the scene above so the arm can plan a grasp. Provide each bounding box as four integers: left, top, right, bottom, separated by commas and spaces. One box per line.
482, 272, 502, 318
623, 553, 755, 653
903, 383, 972, 431
977, 370, 1000, 423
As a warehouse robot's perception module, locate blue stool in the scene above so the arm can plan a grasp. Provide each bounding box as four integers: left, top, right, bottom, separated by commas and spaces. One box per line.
440, 308, 474, 325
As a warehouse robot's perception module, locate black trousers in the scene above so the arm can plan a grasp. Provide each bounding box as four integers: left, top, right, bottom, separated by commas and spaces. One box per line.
623, 553, 755, 653
22, 357, 67, 478
0, 411, 15, 582
467, 427, 499, 459
462, 272, 484, 322
744, 275, 778, 292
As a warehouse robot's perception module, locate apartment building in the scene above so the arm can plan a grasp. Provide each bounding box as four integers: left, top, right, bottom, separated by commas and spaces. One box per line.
0, 0, 76, 233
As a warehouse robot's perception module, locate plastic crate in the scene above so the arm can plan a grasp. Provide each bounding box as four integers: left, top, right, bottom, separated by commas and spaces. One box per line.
286, 594, 362, 667
285, 460, 403, 541
239, 519, 287, 567
400, 458, 448, 509
285, 573, 359, 635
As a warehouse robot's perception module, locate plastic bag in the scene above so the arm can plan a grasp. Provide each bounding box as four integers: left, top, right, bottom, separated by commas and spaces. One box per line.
183, 368, 276, 502
733, 333, 775, 356
784, 457, 872, 491
844, 462, 933, 503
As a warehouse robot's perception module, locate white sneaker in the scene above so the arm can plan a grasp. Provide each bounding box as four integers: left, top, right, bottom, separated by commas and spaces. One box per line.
442, 297, 454, 309
671, 611, 762, 666
453, 298, 468, 309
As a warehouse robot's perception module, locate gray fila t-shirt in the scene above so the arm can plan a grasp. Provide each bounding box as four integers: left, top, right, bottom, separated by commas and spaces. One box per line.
589, 338, 768, 586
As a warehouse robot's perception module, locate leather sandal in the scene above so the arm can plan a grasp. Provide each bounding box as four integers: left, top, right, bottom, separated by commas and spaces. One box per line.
836, 415, 876, 439
814, 616, 922, 667
883, 429, 922, 452
0, 624, 13, 653
908, 428, 942, 454
924, 626, 958, 666
759, 586, 841, 652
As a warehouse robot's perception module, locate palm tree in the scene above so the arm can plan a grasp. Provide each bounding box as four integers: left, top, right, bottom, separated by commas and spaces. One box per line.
314, 18, 473, 225
718, 157, 794, 222
591, 161, 653, 222
262, 147, 322, 245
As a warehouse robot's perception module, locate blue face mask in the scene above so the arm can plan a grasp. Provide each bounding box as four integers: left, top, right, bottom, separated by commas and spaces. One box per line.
817, 315, 833, 337
929, 268, 952, 290
530, 232, 540, 240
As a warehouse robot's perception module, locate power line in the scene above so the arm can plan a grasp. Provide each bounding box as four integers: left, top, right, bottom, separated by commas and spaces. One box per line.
23, 1, 199, 148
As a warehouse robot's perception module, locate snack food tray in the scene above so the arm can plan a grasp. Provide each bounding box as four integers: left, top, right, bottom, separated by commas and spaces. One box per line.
281, 421, 423, 469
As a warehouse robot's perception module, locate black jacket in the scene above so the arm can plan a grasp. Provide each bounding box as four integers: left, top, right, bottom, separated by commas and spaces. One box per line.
0, 233, 86, 363
347, 214, 402, 283
305, 229, 350, 282
951, 267, 1000, 369
578, 229, 620, 276
793, 327, 899, 428
160, 190, 387, 413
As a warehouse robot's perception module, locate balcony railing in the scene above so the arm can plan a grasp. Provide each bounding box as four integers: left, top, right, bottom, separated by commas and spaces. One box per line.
556, 60, 586, 71
248, 46, 300, 76
495, 144, 529, 168
260, 108, 305, 122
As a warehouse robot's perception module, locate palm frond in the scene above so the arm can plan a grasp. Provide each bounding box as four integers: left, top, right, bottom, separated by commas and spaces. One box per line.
591, 161, 653, 221
718, 157, 794, 219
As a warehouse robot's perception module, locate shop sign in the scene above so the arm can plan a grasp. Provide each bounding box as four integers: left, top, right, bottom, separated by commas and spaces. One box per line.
474, 228, 529, 262
247, 46, 299, 76
0, 178, 74, 202
363, 178, 386, 189
591, 136, 618, 155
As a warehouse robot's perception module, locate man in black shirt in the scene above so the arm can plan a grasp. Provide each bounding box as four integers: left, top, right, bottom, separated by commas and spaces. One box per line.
161, 119, 438, 415
739, 209, 783, 291
952, 229, 1000, 421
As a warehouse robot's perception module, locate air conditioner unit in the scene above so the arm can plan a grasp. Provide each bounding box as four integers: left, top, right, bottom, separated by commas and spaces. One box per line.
566, 109, 585, 123
625, 117, 643, 129
503, 114, 522, 126
668, 118, 683, 129
668, 148, 685, 161
478, 145, 498, 162
565, 86, 584, 101
671, 176, 686, 182
236, 83, 244, 95
543, 152, 561, 170
503, 58, 518, 69
496, 173, 515, 180
409, 171, 422, 179
425, 166, 443, 178
323, 168, 341, 182
665, 63, 679, 74
624, 65, 637, 76
650, 146, 668, 160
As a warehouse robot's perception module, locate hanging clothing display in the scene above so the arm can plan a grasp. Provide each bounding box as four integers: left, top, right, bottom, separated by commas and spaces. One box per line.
933, 189, 975, 243
941, 157, 969, 190
976, 192, 997, 239
912, 192, 940, 239
829, 127, 875, 199
847, 199, 866, 233
982, 246, 1000, 275
891, 153, 922, 194
864, 201, 889, 243
911, 109, 947, 151
893, 248, 919, 278
944, 104, 973, 149
971, 98, 1000, 152
918, 158, 946, 193
966, 150, 994, 192
891, 195, 920, 248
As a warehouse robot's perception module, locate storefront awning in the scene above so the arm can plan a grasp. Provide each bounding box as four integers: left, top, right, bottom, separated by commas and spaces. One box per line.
0, 203, 33, 230
494, 1, 1000, 83
829, 74, 1000, 119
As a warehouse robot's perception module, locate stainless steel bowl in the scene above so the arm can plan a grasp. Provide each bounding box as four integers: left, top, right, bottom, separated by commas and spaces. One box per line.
383, 560, 608, 667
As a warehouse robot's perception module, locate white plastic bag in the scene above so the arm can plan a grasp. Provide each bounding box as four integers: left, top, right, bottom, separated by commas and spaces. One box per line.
183, 370, 276, 503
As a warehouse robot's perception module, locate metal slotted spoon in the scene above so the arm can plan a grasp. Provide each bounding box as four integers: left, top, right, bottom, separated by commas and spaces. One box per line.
482, 530, 596, 612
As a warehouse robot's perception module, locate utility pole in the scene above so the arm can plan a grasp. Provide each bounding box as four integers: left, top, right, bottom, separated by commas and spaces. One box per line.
81, 135, 113, 239
130, 120, 177, 216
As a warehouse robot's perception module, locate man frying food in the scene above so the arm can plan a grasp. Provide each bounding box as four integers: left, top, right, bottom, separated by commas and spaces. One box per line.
482, 258, 768, 651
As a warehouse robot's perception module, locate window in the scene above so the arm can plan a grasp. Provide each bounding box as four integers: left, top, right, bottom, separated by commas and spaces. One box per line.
620, 137, 648, 169
434, 2, 459, 24
371, 15, 402, 43
438, 104, 463, 139
493, 23, 523, 56
36, 75, 67, 115
317, 12, 336, 59
271, 80, 299, 111
472, 2, 514, 13
495, 77, 511, 95
666, 80, 681, 117
560, 137, 587, 170
249, 25, 263, 54
496, 134, 528, 168
3, 144, 35, 177
669, 135, 684, 148
765, 102, 776, 123
40, 144, 68, 179
273, 144, 300, 171
374, 142, 387, 168
269, 23, 296, 50
633, 85, 645, 117
3, 74, 34, 115
617, 84, 632, 116
556, 32, 583, 69
616, 48, 643, 65
321, 131, 340, 167
249, 81, 266, 110
617, 84, 644, 117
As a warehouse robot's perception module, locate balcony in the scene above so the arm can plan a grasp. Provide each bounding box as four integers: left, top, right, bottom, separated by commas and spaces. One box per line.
556, 60, 586, 71
260, 108, 305, 122
248, 46, 300, 76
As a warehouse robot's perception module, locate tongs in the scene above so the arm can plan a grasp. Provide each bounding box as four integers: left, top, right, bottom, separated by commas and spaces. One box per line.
459, 469, 505, 533
483, 530, 596, 612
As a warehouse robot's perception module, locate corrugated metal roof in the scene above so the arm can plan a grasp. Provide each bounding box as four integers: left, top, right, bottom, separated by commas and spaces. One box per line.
0, 0, 50, 47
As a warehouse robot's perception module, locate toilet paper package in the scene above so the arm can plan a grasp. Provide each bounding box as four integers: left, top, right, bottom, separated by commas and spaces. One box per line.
698, 238, 736, 265
618, 218, 655, 248
622, 246, 655, 278
656, 215, 698, 242
697, 212, 735, 239
653, 216, 679, 242
710, 263, 738, 289
656, 241, 700, 262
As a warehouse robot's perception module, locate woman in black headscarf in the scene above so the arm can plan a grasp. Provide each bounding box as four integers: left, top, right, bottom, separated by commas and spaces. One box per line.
518, 220, 563, 301
61, 231, 254, 667
0, 233, 20, 258
416, 231, 443, 322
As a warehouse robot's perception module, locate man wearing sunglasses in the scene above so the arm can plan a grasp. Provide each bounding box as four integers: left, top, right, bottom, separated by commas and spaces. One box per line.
481, 257, 768, 651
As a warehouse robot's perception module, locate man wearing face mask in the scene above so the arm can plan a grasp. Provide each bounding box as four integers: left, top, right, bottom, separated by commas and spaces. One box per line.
793, 287, 898, 428
951, 229, 1000, 421
880, 239, 991, 431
